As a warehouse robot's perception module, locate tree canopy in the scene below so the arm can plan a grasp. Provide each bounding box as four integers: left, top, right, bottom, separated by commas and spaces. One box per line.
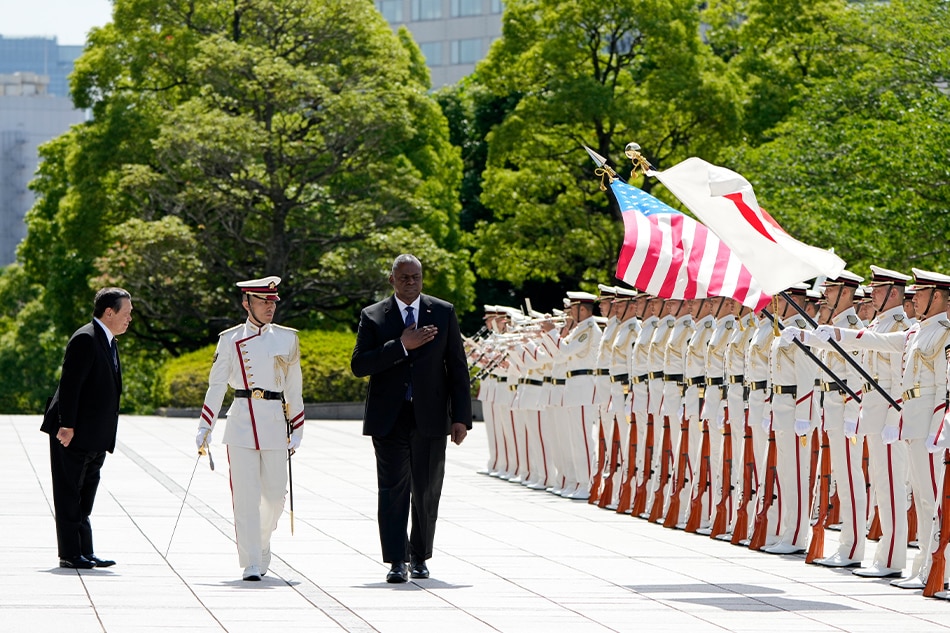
20, 0, 473, 352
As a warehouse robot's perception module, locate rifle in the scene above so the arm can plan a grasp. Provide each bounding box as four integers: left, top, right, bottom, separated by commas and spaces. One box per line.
923, 449, 950, 597
589, 420, 608, 505
647, 416, 673, 523
616, 411, 638, 514
685, 419, 711, 532
749, 427, 778, 550
731, 410, 756, 546
806, 430, 832, 563
598, 418, 623, 509
710, 415, 733, 538
663, 416, 691, 528
632, 413, 654, 517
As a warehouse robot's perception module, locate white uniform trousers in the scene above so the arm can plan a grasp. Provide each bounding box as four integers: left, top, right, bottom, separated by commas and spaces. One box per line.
825, 424, 867, 561
748, 390, 779, 543
564, 405, 596, 497
227, 446, 287, 569
548, 405, 575, 494
866, 434, 909, 570
906, 438, 942, 580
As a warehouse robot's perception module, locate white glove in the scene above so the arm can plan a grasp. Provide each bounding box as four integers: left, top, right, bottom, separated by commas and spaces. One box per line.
814, 325, 834, 342
843, 419, 858, 439
196, 427, 211, 450
781, 327, 801, 344
881, 425, 900, 445
761, 417, 771, 432
794, 419, 811, 436
716, 415, 725, 431
288, 434, 301, 452
926, 432, 940, 453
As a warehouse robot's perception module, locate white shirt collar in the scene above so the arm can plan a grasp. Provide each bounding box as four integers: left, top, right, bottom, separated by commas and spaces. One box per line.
93, 317, 115, 344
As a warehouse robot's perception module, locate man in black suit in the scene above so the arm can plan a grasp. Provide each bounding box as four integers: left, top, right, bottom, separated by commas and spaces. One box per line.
351, 254, 472, 583
41, 287, 133, 569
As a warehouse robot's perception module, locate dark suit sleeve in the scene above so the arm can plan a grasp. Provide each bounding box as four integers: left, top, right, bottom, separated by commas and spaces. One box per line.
57, 332, 96, 429
444, 306, 473, 429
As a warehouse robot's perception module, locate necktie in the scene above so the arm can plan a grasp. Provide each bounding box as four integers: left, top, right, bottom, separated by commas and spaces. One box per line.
110, 338, 119, 371
404, 306, 415, 400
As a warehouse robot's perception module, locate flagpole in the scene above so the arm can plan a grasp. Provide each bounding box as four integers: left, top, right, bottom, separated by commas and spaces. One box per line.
759, 308, 861, 403
778, 290, 902, 411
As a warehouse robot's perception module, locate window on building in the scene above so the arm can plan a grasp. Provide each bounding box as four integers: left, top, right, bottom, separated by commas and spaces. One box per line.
450, 38, 482, 65
451, 0, 483, 17
419, 42, 443, 66
491, 0, 504, 14
377, 0, 403, 22
411, 0, 442, 20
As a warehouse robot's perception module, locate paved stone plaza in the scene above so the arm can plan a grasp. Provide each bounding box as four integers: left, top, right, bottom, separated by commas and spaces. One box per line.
3, 414, 948, 632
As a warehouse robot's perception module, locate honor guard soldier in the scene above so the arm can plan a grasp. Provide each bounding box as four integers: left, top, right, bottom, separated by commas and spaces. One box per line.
600, 286, 640, 508
627, 294, 662, 516
743, 305, 777, 546
785, 271, 866, 565
763, 284, 818, 556
836, 266, 912, 578
819, 268, 950, 588
725, 307, 758, 539
557, 291, 602, 499
196, 276, 305, 581
683, 298, 717, 531
590, 285, 621, 503
641, 300, 678, 519
661, 298, 695, 526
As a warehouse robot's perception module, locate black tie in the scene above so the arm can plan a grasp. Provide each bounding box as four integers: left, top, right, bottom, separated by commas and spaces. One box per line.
110, 338, 119, 372
404, 306, 414, 400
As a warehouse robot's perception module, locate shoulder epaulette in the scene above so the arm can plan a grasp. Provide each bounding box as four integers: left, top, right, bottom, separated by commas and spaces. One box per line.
272, 324, 300, 333
218, 323, 243, 336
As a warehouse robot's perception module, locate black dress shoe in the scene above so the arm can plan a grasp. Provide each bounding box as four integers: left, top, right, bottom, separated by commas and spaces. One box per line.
386, 562, 408, 584
87, 556, 115, 568
60, 555, 96, 569
410, 560, 429, 579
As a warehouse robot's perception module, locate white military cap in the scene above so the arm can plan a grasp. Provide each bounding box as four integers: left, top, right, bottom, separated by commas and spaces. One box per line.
597, 284, 616, 299
785, 282, 811, 296
236, 276, 281, 300
614, 286, 638, 299
824, 269, 864, 288
910, 268, 950, 291
867, 265, 912, 286
566, 291, 598, 305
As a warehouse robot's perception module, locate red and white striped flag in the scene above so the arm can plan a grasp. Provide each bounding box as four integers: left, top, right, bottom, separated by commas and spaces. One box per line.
610, 179, 771, 311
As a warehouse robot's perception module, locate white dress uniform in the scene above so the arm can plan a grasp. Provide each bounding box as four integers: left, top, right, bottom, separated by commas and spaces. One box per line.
725, 312, 757, 539
561, 304, 603, 500
197, 277, 304, 580
628, 312, 659, 515
684, 313, 716, 530
662, 312, 694, 524
642, 312, 675, 518
763, 312, 817, 556
745, 315, 778, 545
603, 310, 640, 508
830, 269, 950, 588
704, 312, 735, 535
804, 304, 866, 565
832, 287, 910, 577
540, 325, 571, 493
591, 309, 621, 502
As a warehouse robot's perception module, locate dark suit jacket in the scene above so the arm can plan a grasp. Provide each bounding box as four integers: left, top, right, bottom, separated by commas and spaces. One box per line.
351, 294, 472, 438
41, 321, 122, 453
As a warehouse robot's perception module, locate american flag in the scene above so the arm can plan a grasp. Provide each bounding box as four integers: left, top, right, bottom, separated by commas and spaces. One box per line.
611, 179, 771, 312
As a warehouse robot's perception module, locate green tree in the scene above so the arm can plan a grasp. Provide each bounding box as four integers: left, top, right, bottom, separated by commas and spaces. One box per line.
467, 0, 744, 292
20, 0, 473, 354
729, 0, 950, 272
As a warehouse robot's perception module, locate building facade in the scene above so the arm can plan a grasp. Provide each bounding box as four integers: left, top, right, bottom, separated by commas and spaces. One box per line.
0, 73, 86, 265
376, 0, 504, 87
0, 36, 83, 98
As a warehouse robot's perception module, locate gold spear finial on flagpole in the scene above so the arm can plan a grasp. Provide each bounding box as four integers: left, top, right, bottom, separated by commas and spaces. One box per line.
624, 142, 653, 178
583, 145, 618, 191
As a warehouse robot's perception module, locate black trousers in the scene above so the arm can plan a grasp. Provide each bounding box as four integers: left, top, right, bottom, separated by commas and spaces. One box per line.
372, 401, 447, 563
49, 435, 106, 559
